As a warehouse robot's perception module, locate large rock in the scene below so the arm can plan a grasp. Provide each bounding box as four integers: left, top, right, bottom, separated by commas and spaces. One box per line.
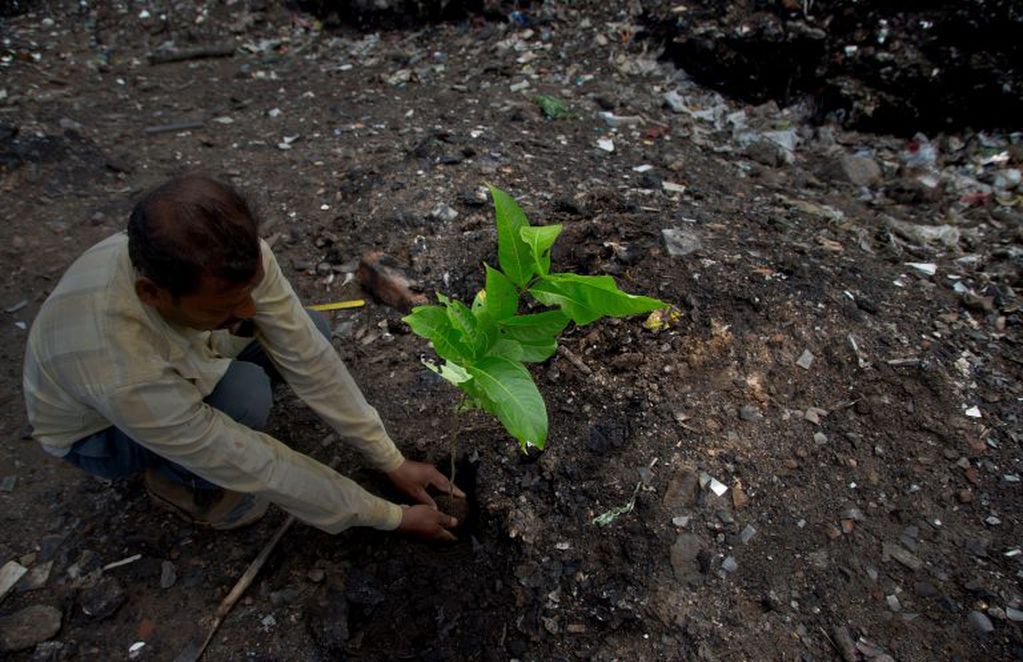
0, 605, 62, 652
823, 154, 882, 187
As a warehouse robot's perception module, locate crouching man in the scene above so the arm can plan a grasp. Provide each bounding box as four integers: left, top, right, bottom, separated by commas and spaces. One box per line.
23, 175, 461, 539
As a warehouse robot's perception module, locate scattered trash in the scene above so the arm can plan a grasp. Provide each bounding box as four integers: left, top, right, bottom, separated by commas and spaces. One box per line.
598, 111, 641, 127
643, 305, 682, 332
129, 641, 146, 660
102, 554, 142, 572
592, 482, 642, 527
430, 203, 459, 223
796, 350, 815, 370
534, 95, 570, 119
0, 476, 15, 492
965, 406, 982, 418
3, 300, 27, 314
596, 138, 615, 152
905, 262, 937, 277
671, 515, 690, 527
661, 181, 687, 194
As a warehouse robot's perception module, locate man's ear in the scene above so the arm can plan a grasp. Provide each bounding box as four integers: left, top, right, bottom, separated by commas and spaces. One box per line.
135, 277, 163, 307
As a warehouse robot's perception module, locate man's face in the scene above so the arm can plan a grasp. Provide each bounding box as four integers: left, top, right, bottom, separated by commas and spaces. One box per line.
143, 266, 264, 332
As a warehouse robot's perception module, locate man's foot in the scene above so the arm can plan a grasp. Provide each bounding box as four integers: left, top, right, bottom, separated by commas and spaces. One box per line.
144, 470, 269, 530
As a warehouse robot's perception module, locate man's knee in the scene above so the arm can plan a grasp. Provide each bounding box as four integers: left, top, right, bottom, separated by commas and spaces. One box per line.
206, 361, 273, 430
307, 309, 331, 342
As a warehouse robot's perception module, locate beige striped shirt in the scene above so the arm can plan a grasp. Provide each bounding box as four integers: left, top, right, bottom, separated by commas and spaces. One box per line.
23, 232, 404, 533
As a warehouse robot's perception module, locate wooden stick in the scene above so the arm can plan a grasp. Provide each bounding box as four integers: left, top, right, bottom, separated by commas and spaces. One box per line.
173, 515, 295, 662
148, 45, 237, 65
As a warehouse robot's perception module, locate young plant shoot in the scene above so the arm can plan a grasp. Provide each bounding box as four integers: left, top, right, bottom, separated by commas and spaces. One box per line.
404, 186, 666, 451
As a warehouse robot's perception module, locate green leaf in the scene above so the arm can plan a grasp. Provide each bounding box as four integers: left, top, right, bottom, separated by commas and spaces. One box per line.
478, 264, 518, 322
486, 338, 525, 361
444, 297, 495, 359
519, 225, 562, 276
489, 185, 535, 288
423, 358, 472, 386
466, 356, 548, 450
497, 311, 570, 362
529, 273, 666, 325
403, 306, 470, 364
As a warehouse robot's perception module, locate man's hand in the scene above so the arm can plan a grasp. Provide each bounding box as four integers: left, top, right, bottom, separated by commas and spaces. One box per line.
398, 505, 459, 541
386, 459, 465, 509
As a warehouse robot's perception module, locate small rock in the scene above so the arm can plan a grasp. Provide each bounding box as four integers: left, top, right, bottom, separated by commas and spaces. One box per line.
0, 605, 62, 652
17, 561, 53, 592
79, 577, 126, 620
670, 533, 707, 586
738, 406, 762, 422
831, 625, 857, 662
957, 489, 974, 504
159, 561, 176, 589
731, 483, 749, 509
661, 228, 702, 257
31, 640, 65, 662
0, 560, 28, 601
882, 542, 923, 571
968, 610, 994, 634
823, 154, 882, 187
813, 432, 828, 445
307, 568, 325, 583
430, 203, 459, 223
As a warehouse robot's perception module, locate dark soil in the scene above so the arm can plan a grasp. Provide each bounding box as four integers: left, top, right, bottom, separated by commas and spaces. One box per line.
1, 1, 1022, 661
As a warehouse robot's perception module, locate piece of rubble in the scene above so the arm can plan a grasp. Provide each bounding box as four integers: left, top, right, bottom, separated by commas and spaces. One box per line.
0, 605, 62, 652
356, 252, 427, 313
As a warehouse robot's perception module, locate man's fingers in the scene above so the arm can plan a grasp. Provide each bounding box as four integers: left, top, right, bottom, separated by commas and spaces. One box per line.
430, 473, 467, 499
416, 488, 437, 509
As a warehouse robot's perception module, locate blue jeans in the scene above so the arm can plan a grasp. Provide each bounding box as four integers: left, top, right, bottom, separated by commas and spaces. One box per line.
63, 311, 331, 491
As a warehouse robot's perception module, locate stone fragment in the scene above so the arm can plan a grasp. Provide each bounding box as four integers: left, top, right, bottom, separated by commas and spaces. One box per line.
17, 561, 53, 592
0, 605, 62, 652
968, 610, 994, 634
79, 577, 126, 620
732, 483, 749, 509
0, 561, 28, 602
662, 468, 700, 511
823, 154, 882, 187
670, 533, 707, 586
429, 203, 458, 222
662, 228, 702, 257
738, 405, 762, 422
882, 542, 923, 571
159, 561, 176, 590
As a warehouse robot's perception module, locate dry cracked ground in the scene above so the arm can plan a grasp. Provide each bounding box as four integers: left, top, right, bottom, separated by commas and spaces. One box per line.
1, 1, 1022, 661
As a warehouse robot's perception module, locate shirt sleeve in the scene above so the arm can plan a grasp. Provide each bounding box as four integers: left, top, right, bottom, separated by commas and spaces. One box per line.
93, 376, 403, 533
250, 241, 405, 473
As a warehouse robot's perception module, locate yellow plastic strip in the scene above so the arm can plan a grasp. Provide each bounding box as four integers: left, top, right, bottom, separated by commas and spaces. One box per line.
308, 299, 366, 312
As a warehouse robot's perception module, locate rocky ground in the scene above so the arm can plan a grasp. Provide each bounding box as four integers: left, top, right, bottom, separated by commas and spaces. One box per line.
1, 1, 1022, 660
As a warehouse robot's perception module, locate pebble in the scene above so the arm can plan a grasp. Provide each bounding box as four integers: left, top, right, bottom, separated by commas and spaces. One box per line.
159, 561, 176, 589
0, 605, 62, 652
813, 432, 828, 445
430, 203, 459, 222
740, 524, 757, 544
671, 515, 690, 528
738, 405, 762, 421
79, 577, 126, 620
967, 610, 994, 634
662, 228, 702, 257
882, 542, 923, 571
0, 560, 28, 601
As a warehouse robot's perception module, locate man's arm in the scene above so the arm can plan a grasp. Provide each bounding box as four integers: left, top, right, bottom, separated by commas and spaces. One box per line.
249, 243, 405, 472
94, 376, 403, 533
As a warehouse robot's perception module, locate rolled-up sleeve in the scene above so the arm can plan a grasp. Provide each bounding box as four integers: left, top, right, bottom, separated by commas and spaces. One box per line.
94, 376, 403, 533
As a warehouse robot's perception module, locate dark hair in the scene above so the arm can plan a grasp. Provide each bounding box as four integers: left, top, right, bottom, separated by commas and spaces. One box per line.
127, 176, 261, 297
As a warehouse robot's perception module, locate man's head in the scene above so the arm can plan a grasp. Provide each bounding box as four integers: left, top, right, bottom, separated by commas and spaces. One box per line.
128, 176, 263, 331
